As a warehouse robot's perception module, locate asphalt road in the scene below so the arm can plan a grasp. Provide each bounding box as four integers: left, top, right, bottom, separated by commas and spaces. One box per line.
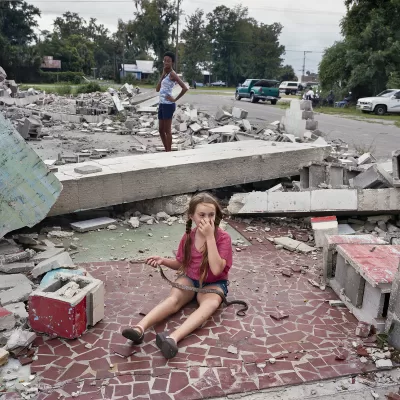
182, 93, 400, 159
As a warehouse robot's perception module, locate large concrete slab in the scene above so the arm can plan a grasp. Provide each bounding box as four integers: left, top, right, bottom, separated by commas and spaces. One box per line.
0, 114, 63, 238
49, 141, 330, 216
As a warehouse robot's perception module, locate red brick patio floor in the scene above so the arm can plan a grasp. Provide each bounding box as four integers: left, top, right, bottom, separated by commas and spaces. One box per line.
18, 221, 378, 399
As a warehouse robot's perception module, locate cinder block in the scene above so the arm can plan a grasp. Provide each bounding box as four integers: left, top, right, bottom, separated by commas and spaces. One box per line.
309, 164, 326, 188
352, 164, 393, 189
306, 120, 318, 130
311, 216, 338, 248
327, 165, 344, 187
300, 167, 310, 189
32, 247, 65, 263
392, 150, 400, 187
29, 273, 104, 339
322, 234, 387, 285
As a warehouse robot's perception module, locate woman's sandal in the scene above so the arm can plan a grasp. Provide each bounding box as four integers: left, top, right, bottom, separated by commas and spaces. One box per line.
121, 325, 144, 344
156, 332, 178, 359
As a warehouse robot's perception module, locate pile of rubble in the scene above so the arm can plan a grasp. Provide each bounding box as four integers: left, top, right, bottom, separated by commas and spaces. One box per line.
0, 66, 40, 100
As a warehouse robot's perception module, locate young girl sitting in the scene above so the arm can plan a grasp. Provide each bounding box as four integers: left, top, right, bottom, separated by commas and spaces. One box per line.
122, 192, 233, 359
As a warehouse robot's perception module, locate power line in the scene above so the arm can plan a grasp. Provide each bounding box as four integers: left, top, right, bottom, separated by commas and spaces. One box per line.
2, 0, 346, 16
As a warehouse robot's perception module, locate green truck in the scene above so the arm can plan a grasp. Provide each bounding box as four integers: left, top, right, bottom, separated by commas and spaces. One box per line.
235, 79, 280, 104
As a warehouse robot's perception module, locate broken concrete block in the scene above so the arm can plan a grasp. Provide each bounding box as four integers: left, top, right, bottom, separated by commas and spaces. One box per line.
0, 282, 32, 306
310, 189, 357, 211
31, 252, 74, 278
0, 114, 62, 239
351, 164, 393, 189
232, 107, 248, 119
392, 150, 400, 187
0, 347, 9, 366
215, 108, 232, 121
306, 120, 318, 130
189, 123, 202, 133
5, 329, 36, 350
300, 100, 312, 111
3, 302, 28, 321
241, 119, 252, 132
0, 307, 16, 330
74, 165, 103, 175
179, 122, 187, 132
128, 217, 140, 228
375, 359, 393, 369
32, 247, 64, 263
358, 153, 376, 166
29, 273, 104, 339
0, 262, 34, 274
70, 217, 117, 232
274, 237, 302, 252
311, 216, 339, 248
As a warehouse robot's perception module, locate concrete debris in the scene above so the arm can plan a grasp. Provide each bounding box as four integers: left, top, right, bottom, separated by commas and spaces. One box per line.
4, 328, 36, 350
70, 217, 117, 232
31, 252, 74, 278
0, 307, 16, 330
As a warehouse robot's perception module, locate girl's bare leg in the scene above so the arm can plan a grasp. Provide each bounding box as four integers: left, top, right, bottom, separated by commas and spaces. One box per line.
164, 119, 173, 152
135, 276, 195, 333
168, 286, 223, 343
158, 119, 167, 151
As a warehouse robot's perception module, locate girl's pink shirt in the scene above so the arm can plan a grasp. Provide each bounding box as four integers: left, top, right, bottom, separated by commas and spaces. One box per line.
176, 227, 233, 282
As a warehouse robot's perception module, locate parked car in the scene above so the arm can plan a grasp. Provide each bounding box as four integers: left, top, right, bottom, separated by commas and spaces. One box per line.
210, 80, 226, 87
235, 79, 280, 104
357, 89, 400, 115
192, 81, 204, 88
279, 81, 300, 95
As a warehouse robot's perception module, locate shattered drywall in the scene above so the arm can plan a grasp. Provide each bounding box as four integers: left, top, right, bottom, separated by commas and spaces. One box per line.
0, 113, 63, 238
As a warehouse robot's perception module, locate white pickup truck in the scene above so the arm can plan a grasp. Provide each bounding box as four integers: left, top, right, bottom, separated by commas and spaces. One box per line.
357, 89, 400, 115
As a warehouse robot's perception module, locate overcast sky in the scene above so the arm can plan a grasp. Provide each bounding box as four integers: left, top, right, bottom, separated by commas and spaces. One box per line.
29, 0, 347, 78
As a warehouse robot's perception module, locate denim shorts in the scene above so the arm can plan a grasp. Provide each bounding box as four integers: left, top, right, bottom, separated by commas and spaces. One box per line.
158, 103, 176, 120
185, 276, 229, 297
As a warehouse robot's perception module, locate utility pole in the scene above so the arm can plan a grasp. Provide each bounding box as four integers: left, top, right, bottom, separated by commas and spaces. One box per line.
175, 0, 182, 73
302, 51, 312, 82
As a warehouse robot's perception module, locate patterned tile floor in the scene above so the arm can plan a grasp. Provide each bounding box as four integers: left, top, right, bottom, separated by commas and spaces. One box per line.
7, 221, 376, 399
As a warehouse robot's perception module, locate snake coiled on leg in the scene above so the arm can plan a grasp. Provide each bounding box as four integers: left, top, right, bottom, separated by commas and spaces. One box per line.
158, 266, 248, 317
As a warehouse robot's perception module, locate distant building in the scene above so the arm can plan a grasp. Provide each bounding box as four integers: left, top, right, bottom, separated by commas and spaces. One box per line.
301, 74, 319, 85
41, 56, 61, 70
120, 61, 157, 80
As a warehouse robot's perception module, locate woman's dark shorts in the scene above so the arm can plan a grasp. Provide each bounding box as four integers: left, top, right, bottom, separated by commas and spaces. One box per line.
185, 276, 229, 297
158, 103, 176, 120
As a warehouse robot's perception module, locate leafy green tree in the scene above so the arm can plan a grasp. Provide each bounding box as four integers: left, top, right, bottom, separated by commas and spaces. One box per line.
180, 9, 208, 83
319, 0, 400, 98
278, 65, 297, 82
0, 0, 41, 73
319, 41, 350, 94
132, 0, 178, 65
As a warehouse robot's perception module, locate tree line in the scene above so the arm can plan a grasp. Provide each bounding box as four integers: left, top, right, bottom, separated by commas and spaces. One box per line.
0, 0, 297, 85
319, 0, 400, 99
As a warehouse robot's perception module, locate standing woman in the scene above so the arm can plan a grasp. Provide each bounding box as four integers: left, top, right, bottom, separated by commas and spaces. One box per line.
156, 51, 188, 152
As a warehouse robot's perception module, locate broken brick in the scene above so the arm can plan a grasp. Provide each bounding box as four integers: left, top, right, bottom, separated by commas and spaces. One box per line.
281, 269, 292, 277
18, 356, 33, 366
291, 265, 302, 273
335, 349, 349, 361
356, 345, 369, 357
356, 321, 371, 338
270, 312, 289, 321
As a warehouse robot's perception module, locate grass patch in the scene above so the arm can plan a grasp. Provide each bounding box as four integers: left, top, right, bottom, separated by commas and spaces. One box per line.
278, 102, 290, 109
316, 106, 400, 126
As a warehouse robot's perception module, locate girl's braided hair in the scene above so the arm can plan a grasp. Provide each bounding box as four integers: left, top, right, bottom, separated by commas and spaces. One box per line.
179, 192, 223, 286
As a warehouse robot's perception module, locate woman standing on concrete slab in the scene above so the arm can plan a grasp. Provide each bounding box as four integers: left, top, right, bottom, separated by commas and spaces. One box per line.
156, 52, 188, 152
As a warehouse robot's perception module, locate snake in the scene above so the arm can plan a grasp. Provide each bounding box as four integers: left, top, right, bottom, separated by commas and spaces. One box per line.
158, 266, 248, 317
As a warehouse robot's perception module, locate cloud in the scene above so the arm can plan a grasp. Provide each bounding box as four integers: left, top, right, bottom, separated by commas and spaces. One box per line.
30, 0, 346, 77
